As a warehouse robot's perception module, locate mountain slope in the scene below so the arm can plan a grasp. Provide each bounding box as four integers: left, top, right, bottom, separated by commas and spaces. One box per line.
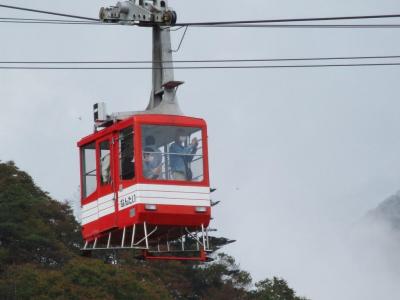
0, 161, 308, 300
365, 191, 400, 231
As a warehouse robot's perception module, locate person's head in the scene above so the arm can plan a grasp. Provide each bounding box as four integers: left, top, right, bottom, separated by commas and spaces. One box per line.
175, 129, 187, 143
145, 135, 156, 146
143, 147, 154, 162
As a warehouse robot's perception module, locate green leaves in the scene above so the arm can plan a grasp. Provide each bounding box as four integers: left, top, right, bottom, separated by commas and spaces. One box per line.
249, 277, 309, 300
0, 162, 309, 300
0, 163, 81, 266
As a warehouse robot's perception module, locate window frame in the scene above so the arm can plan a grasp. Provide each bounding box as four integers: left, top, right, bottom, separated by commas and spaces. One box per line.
138, 123, 208, 186
95, 134, 115, 199
118, 126, 136, 185
80, 142, 97, 200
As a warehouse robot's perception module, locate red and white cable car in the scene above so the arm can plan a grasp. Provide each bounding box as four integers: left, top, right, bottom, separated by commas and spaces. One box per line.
78, 0, 214, 261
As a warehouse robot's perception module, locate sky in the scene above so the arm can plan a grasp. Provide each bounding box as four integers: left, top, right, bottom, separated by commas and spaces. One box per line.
1, 1, 400, 299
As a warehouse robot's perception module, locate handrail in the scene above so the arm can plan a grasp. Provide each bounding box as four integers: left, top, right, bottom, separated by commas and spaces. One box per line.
143, 151, 203, 157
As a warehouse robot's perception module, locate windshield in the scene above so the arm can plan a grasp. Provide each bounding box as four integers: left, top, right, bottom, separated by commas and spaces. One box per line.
141, 125, 204, 182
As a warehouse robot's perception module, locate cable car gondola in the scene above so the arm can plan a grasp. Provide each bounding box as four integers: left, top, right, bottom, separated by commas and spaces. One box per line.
78, 0, 213, 261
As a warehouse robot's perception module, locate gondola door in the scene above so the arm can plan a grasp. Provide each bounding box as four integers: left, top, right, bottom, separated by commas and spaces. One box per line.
96, 133, 118, 231
114, 125, 136, 227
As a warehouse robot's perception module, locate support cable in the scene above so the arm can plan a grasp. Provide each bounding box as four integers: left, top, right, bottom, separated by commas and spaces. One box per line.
0, 4, 99, 21
2, 18, 400, 28
2, 62, 400, 70
0, 20, 101, 25
2, 4, 400, 27
170, 26, 189, 52
176, 13, 400, 26
189, 24, 400, 29
0, 17, 91, 22
1, 55, 400, 64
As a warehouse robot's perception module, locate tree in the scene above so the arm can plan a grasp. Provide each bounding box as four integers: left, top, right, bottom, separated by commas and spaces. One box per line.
250, 277, 309, 300
0, 162, 311, 300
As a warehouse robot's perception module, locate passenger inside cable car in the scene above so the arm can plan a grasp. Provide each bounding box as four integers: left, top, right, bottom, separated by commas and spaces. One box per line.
143, 135, 163, 179
141, 125, 204, 182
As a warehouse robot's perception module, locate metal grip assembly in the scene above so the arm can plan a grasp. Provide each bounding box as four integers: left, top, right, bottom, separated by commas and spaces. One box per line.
99, 0, 177, 26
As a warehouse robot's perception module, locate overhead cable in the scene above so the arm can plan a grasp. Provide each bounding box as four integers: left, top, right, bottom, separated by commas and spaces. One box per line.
191, 24, 400, 29
2, 4, 400, 27
0, 4, 99, 21
176, 13, 400, 26
2, 18, 400, 28
0, 20, 100, 25
0, 17, 92, 22
3, 19, 400, 28
2, 62, 400, 70
1, 55, 400, 64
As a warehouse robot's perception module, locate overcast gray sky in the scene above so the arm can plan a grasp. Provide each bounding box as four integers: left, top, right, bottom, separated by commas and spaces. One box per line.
1, 1, 400, 299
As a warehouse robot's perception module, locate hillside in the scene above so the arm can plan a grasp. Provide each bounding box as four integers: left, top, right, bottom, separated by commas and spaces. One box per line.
365, 191, 400, 231
0, 161, 308, 300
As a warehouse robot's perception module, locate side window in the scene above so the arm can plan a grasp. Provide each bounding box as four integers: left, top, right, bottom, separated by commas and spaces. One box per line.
99, 140, 111, 185
81, 143, 97, 198
119, 126, 135, 181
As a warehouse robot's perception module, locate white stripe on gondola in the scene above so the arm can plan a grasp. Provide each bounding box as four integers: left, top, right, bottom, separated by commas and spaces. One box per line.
81, 184, 210, 225
81, 193, 115, 223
